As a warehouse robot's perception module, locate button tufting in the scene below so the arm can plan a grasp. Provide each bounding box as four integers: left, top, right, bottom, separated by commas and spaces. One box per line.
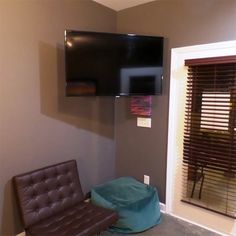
34, 206, 39, 213
13, 160, 118, 234
32, 192, 37, 198
53, 171, 57, 178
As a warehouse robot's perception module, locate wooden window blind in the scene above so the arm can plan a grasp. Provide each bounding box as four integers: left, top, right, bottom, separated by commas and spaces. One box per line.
182, 56, 236, 218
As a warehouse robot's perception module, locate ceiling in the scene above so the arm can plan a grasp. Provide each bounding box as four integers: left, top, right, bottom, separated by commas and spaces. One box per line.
93, 0, 156, 11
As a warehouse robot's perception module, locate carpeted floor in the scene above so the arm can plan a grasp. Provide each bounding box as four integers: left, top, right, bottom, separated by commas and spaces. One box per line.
101, 214, 220, 236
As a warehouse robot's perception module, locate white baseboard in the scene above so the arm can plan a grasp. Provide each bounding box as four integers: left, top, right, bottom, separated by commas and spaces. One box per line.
160, 202, 166, 213
169, 213, 229, 236
16, 232, 25, 236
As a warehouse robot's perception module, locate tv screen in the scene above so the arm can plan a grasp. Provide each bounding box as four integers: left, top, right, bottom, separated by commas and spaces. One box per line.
65, 30, 163, 96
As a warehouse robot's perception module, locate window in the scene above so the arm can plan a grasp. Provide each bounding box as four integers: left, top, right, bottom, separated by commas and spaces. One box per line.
182, 56, 236, 218
200, 92, 231, 131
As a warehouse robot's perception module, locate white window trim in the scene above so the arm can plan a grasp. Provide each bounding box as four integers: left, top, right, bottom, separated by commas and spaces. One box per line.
167, 40, 236, 236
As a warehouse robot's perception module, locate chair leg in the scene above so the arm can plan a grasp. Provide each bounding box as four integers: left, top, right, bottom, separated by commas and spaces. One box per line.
199, 174, 205, 199
191, 178, 197, 198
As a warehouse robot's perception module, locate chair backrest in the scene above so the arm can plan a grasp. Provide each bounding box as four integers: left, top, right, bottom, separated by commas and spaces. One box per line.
13, 160, 84, 228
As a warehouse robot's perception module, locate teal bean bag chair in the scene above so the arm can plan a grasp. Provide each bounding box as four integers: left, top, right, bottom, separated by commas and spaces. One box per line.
91, 177, 161, 234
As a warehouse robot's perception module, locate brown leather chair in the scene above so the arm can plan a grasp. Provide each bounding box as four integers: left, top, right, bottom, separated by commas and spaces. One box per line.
13, 160, 118, 236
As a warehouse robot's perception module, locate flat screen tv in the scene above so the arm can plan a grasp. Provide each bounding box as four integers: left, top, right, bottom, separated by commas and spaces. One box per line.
65, 30, 164, 96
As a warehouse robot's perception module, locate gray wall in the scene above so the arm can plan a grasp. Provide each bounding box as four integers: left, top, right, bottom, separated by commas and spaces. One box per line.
3, 1, 236, 234
115, 0, 236, 203
0, 1, 116, 235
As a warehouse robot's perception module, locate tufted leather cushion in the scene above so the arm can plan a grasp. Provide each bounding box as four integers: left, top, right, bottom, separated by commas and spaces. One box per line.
13, 160, 84, 228
26, 202, 118, 236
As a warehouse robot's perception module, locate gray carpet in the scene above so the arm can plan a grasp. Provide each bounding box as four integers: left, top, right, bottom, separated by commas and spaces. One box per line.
101, 214, 220, 236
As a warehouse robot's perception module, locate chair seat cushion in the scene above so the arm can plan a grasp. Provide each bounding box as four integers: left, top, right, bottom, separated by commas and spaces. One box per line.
26, 202, 118, 236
